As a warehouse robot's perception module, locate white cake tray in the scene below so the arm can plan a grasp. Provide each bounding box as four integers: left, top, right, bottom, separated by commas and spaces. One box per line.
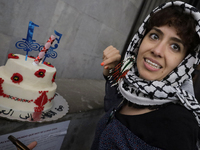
0, 93, 69, 122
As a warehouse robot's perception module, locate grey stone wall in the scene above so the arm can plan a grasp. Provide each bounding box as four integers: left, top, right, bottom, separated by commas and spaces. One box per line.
0, 0, 143, 80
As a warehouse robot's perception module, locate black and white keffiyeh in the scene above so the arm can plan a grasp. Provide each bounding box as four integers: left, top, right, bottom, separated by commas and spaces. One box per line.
114, 1, 200, 125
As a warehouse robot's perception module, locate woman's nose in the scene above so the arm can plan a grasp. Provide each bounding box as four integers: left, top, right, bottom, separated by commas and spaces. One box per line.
151, 42, 165, 58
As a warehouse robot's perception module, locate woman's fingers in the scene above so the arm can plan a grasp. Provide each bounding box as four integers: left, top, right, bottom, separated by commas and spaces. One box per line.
102, 46, 121, 76
27, 141, 37, 150
103, 46, 119, 59
103, 54, 121, 69
102, 45, 121, 68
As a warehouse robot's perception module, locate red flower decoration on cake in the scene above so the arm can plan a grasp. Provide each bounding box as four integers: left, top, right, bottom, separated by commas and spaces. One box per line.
8, 53, 19, 59
52, 72, 56, 82
11, 73, 23, 84
34, 69, 46, 78
43, 61, 54, 68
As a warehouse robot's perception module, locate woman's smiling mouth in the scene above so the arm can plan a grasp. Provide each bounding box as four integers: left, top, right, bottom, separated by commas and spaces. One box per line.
144, 58, 162, 70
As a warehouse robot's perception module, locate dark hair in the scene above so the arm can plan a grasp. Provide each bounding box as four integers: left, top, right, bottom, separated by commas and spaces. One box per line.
146, 6, 200, 53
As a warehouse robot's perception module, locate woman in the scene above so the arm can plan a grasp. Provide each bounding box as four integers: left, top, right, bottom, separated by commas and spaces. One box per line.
92, 1, 200, 150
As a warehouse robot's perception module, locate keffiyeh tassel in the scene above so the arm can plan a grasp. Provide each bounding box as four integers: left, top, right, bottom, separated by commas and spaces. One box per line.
109, 56, 135, 86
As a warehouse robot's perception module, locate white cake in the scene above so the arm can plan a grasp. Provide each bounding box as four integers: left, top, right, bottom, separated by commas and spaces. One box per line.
0, 53, 57, 112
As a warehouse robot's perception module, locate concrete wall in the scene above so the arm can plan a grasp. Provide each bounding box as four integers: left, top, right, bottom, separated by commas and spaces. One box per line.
0, 0, 143, 80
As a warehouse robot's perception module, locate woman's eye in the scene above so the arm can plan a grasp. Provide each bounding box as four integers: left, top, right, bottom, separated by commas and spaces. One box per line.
171, 44, 180, 51
150, 33, 159, 40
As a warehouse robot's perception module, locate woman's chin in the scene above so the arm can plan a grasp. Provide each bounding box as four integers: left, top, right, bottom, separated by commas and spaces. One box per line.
139, 73, 163, 81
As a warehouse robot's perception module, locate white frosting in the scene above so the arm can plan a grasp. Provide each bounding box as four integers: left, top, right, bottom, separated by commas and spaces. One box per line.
0, 54, 57, 112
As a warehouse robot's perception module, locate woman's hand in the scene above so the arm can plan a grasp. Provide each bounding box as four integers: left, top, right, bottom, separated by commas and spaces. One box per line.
27, 141, 37, 150
101, 46, 121, 76
17, 141, 37, 150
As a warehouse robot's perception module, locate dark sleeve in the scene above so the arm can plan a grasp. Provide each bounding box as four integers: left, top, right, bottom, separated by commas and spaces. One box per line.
104, 75, 123, 112
161, 107, 199, 150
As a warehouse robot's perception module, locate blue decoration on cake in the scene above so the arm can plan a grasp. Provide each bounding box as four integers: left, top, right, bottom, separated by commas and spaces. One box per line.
41, 30, 62, 64
15, 21, 40, 61
15, 21, 62, 63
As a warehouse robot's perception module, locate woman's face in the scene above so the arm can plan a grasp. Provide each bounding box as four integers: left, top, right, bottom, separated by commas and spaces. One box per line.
137, 25, 187, 81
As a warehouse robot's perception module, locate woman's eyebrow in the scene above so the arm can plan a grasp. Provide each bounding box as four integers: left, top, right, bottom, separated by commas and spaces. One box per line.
170, 37, 184, 45
152, 27, 163, 35
152, 27, 184, 45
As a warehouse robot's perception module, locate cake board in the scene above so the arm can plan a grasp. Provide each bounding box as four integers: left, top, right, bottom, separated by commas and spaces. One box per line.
0, 93, 69, 122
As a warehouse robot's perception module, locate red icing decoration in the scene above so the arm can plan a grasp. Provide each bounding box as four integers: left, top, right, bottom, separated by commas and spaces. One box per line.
34, 106, 44, 112
8, 53, 19, 59
28, 56, 36, 59
0, 78, 4, 96
34, 91, 49, 112
52, 72, 56, 82
34, 69, 46, 78
32, 112, 42, 121
43, 61, 54, 68
11, 73, 23, 84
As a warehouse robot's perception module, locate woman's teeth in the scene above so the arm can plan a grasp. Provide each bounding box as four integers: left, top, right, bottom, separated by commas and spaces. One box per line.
145, 59, 161, 69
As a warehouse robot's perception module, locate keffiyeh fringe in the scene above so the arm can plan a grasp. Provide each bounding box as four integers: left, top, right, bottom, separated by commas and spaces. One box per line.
108, 56, 135, 86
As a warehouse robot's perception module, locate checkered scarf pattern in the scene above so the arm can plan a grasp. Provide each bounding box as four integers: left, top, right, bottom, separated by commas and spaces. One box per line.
117, 1, 200, 125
